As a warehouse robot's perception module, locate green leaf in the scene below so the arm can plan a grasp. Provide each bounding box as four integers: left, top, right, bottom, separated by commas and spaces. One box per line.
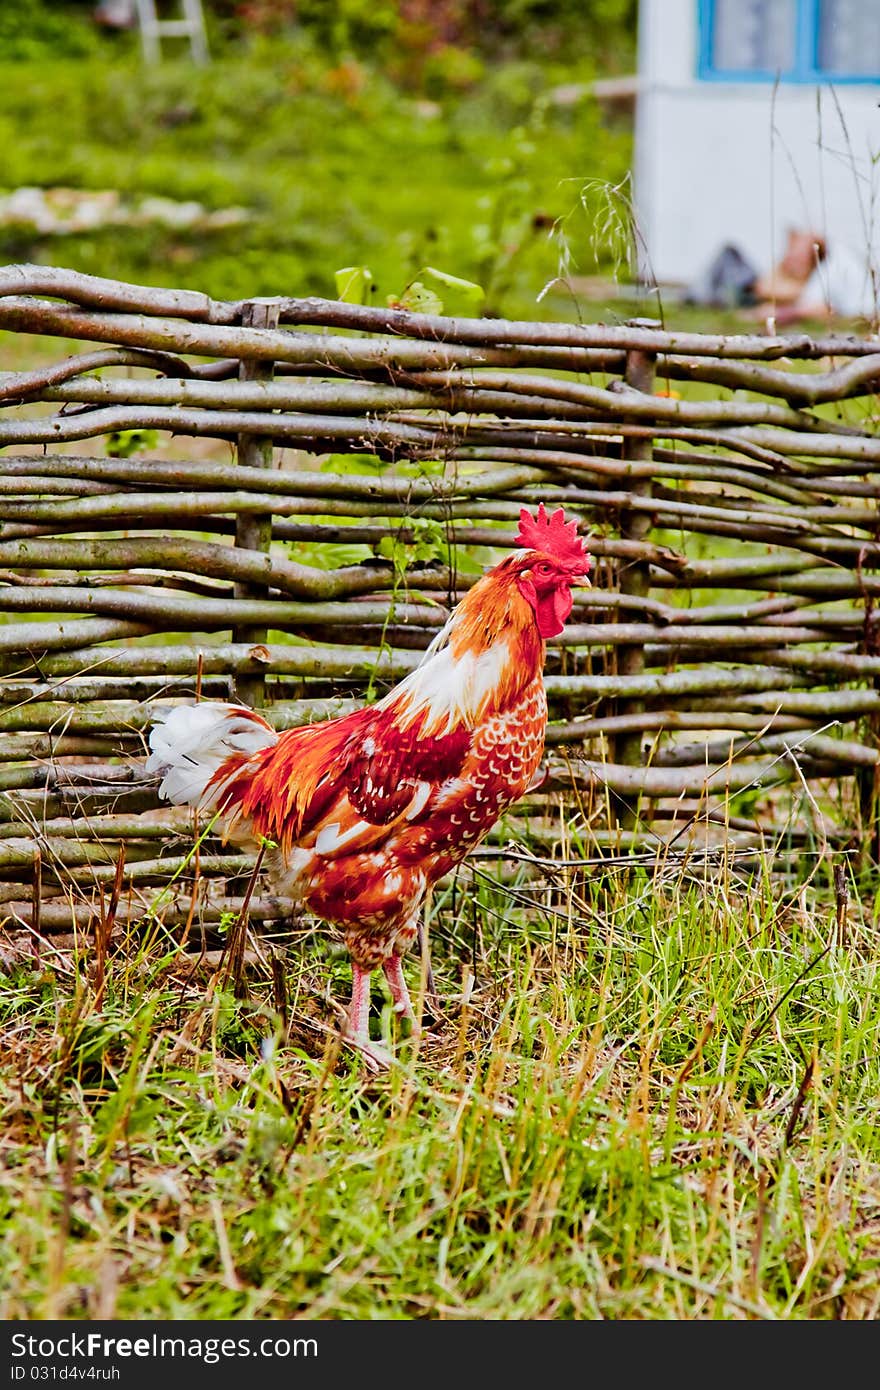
334, 265, 373, 304
416, 265, 486, 317
105, 428, 159, 458
377, 517, 449, 575
450, 545, 488, 576
396, 280, 444, 315
287, 540, 374, 570
320, 451, 386, 475
285, 505, 377, 569
392, 456, 445, 479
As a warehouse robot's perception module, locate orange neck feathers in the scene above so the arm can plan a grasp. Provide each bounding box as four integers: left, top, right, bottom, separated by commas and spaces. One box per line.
447, 556, 544, 673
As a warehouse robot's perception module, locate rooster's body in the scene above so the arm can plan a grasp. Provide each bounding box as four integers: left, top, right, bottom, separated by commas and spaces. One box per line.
146, 505, 590, 1065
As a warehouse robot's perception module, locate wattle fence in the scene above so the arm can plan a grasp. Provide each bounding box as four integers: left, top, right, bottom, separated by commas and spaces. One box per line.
2, 263, 880, 941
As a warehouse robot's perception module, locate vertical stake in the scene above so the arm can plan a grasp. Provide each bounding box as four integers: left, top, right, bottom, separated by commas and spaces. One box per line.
31, 850, 42, 961
232, 298, 281, 708
614, 319, 658, 828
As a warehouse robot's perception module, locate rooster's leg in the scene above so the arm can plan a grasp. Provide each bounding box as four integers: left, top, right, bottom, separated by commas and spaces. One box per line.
383, 953, 416, 1022
415, 920, 441, 1020
343, 962, 392, 1071
384, 928, 441, 1030
346, 961, 373, 1037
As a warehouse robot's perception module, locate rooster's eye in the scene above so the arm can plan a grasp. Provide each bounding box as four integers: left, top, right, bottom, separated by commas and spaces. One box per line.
537, 562, 553, 575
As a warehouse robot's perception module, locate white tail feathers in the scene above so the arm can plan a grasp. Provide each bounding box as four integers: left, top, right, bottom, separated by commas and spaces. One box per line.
146, 701, 277, 808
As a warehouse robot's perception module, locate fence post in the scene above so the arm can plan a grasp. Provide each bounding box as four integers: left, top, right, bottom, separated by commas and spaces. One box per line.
231, 298, 281, 708
613, 318, 659, 824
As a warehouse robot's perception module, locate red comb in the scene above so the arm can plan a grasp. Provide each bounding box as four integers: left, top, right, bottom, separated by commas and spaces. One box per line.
515, 504, 590, 572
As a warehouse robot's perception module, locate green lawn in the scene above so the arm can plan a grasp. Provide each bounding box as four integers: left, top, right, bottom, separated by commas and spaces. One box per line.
0, 39, 632, 319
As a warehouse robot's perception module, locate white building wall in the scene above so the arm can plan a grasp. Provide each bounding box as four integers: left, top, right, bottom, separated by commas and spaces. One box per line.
634, 0, 880, 285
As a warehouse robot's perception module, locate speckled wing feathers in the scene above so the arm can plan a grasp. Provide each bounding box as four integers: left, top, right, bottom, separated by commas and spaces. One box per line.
218, 704, 473, 856
342, 715, 472, 825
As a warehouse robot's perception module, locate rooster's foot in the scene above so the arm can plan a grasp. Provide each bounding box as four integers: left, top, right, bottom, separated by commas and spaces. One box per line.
390, 1005, 442, 1045
341, 961, 394, 1070
341, 1026, 394, 1072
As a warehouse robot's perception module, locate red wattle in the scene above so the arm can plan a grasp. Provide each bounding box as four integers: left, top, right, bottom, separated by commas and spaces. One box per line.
534, 586, 572, 638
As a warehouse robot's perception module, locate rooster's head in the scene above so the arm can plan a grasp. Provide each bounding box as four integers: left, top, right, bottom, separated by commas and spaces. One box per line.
512, 503, 591, 638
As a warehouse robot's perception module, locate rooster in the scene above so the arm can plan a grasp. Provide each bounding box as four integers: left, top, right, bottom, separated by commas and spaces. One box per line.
146, 504, 590, 1067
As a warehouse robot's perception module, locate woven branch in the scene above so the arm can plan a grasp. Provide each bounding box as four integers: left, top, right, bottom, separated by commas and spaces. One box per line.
3, 264, 880, 899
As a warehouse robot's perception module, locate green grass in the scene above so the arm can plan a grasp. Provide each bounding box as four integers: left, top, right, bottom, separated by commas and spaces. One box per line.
0, 38, 632, 319
3, 839, 880, 1320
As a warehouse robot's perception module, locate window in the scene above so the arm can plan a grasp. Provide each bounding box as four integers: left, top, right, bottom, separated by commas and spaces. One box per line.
818, 0, 880, 75
698, 0, 880, 81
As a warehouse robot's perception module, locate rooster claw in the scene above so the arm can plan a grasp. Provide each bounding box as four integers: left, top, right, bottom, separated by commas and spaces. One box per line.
341, 1020, 440, 1071
342, 1031, 394, 1072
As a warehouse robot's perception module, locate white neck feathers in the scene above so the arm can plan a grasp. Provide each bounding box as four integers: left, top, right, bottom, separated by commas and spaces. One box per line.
387, 632, 512, 733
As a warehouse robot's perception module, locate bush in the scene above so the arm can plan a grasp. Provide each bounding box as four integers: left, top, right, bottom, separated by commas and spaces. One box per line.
0, 0, 105, 60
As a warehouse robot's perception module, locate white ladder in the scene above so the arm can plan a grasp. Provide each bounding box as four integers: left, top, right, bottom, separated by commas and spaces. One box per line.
134, 0, 209, 65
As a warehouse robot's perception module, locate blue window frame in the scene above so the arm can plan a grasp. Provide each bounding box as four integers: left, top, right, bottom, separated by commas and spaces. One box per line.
698, 0, 880, 82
